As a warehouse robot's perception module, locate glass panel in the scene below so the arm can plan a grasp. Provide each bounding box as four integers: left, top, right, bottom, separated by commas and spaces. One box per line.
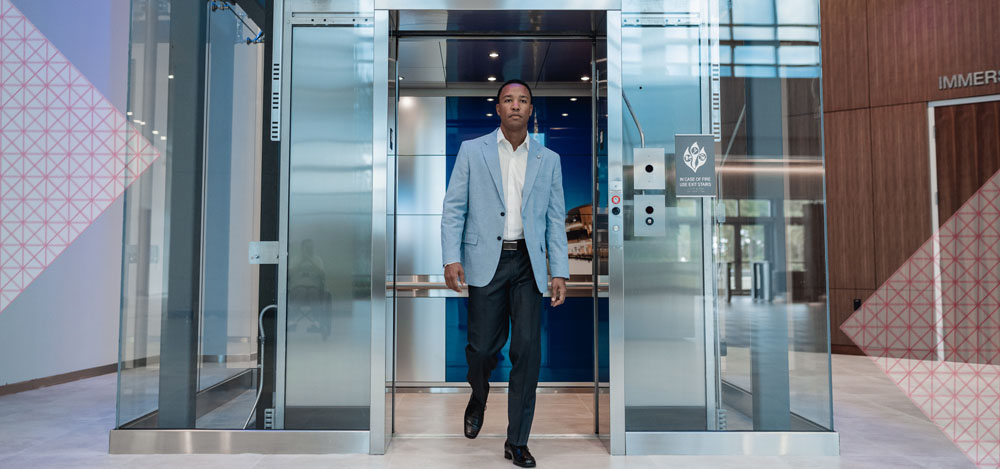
722, 199, 739, 218
195, 2, 263, 429
732, 0, 776, 24
784, 199, 807, 217
283, 24, 374, 430
716, 0, 832, 431
621, 19, 708, 432
716, 224, 736, 292
739, 199, 771, 217
117, 0, 172, 427
117, 1, 265, 430
740, 225, 766, 263
776, 0, 820, 24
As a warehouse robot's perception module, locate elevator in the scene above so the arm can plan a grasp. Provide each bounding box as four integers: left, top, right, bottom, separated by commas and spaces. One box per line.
112, 0, 839, 457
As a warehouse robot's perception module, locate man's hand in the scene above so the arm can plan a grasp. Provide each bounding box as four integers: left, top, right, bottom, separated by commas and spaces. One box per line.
550, 277, 567, 307
444, 263, 466, 293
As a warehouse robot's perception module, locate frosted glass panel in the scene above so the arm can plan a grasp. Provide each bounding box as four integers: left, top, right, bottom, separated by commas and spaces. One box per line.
284, 24, 374, 430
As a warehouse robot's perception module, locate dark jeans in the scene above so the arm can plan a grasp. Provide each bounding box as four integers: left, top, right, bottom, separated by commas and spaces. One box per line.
466, 243, 543, 446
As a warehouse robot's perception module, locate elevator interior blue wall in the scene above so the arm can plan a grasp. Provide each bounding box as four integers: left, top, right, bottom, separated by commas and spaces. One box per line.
444, 96, 609, 383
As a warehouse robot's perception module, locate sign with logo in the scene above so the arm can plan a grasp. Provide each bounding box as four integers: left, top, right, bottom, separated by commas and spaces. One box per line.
675, 135, 716, 198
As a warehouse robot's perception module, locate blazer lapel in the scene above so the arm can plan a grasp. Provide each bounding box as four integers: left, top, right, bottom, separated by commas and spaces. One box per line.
482, 132, 505, 207
521, 139, 541, 209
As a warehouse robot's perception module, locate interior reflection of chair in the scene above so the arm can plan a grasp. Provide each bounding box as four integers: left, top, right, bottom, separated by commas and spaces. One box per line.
288, 286, 331, 339
288, 259, 332, 339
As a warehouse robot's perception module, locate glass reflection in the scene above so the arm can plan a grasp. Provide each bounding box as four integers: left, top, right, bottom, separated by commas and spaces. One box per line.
715, 0, 831, 431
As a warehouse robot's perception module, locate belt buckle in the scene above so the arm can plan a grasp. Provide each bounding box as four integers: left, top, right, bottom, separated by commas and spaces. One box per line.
502, 240, 518, 251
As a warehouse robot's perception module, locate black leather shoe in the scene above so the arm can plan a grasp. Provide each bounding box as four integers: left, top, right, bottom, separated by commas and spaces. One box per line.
504, 441, 536, 468
464, 398, 484, 439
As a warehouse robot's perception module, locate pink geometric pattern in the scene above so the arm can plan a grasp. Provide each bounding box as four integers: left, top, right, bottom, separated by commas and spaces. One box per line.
0, 0, 159, 312
843, 170, 1000, 468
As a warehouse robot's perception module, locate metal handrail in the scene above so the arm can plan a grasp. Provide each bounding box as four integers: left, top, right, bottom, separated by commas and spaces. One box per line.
622, 92, 645, 148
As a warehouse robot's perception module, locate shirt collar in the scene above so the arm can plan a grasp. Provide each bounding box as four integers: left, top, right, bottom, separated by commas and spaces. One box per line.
496, 128, 529, 152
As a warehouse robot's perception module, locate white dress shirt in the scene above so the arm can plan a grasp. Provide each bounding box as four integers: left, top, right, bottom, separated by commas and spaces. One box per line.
497, 128, 528, 240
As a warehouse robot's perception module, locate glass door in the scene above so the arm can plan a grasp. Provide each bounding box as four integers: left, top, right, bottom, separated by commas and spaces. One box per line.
618, 6, 721, 434
275, 12, 379, 445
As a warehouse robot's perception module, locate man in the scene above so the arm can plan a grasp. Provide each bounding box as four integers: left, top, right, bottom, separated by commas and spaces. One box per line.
440, 79, 569, 468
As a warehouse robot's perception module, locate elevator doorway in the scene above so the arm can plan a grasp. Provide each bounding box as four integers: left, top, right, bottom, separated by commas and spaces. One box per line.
384, 10, 609, 439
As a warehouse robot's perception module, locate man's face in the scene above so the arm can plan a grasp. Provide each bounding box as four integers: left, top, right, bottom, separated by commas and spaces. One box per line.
496, 84, 532, 131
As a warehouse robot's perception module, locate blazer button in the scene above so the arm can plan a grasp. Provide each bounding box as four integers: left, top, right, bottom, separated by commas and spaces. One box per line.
497, 236, 502, 241
500, 212, 505, 216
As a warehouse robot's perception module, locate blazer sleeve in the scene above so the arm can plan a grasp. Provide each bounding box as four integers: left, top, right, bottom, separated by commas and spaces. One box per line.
441, 141, 471, 266
545, 153, 570, 279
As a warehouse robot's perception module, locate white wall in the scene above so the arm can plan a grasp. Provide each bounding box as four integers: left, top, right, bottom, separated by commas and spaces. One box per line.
0, 200, 124, 385
0, 0, 130, 386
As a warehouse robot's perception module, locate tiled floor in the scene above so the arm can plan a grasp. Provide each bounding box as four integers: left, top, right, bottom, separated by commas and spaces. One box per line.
0, 355, 976, 468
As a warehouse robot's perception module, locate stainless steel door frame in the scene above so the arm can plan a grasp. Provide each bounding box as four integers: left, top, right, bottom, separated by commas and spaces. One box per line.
383, 4, 615, 448
371, 9, 390, 455
274, 0, 289, 431
701, 0, 722, 433
605, 9, 625, 455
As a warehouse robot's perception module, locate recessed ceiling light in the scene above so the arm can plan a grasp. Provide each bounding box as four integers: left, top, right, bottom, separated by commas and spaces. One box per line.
581, 76, 590, 81
160, 136, 167, 141
487, 76, 497, 82
152, 130, 159, 135
487, 98, 494, 102
570, 98, 578, 101
489, 52, 499, 58
167, 74, 174, 79
126, 111, 133, 116
486, 113, 494, 117
398, 75, 404, 80
561, 113, 569, 117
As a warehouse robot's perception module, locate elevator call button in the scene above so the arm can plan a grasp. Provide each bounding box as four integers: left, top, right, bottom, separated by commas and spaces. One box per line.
633, 194, 665, 237
611, 195, 620, 205
633, 148, 666, 190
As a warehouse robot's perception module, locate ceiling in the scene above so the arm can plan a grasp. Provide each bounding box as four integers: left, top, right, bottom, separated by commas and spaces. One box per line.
394, 10, 606, 93
397, 10, 606, 35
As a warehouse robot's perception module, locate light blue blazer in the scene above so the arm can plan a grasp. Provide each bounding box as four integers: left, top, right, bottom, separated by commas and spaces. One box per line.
441, 129, 569, 293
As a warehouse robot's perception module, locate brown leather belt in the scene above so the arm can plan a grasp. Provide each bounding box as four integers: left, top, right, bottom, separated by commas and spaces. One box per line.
502, 239, 525, 251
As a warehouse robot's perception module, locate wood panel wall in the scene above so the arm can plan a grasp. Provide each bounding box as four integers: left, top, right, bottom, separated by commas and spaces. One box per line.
824, 110, 875, 290
867, 0, 1000, 107
935, 101, 1000, 222
821, 0, 1000, 354
870, 104, 932, 283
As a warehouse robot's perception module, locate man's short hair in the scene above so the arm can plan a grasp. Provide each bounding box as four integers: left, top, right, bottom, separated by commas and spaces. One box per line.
496, 79, 533, 101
